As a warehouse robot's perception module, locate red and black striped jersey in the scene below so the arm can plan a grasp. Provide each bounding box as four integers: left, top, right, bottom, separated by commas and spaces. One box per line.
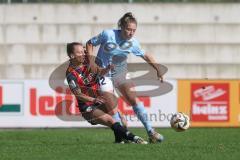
66, 62, 100, 107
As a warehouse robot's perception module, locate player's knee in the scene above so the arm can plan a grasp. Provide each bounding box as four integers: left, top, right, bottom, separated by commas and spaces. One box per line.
108, 108, 118, 116
106, 118, 115, 126
103, 114, 115, 126
127, 98, 138, 106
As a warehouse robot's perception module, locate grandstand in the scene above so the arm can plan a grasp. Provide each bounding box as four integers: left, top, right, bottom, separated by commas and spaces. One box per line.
0, 2, 240, 79
2, 0, 240, 3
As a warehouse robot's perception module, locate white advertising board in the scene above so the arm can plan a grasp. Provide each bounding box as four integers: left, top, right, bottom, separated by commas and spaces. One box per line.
0, 80, 177, 128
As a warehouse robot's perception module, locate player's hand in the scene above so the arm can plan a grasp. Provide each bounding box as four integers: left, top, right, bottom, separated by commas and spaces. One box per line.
99, 64, 115, 76
93, 96, 106, 105
107, 64, 115, 70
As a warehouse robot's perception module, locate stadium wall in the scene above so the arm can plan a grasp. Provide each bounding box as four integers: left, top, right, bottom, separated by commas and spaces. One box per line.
0, 4, 240, 79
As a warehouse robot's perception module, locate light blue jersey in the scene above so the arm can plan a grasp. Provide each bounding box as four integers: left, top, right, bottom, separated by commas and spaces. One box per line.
89, 29, 145, 76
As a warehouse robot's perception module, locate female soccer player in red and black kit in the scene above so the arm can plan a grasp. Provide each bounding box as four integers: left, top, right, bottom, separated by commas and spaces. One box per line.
65, 42, 147, 144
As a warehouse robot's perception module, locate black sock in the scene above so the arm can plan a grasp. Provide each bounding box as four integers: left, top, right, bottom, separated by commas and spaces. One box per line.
111, 122, 135, 141
111, 122, 123, 142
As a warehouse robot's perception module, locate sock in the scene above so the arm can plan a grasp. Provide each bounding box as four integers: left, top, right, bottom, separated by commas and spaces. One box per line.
132, 102, 153, 133
111, 122, 135, 142
112, 112, 123, 126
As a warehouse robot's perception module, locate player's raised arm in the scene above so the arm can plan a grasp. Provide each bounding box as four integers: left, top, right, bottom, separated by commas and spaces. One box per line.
142, 53, 164, 82
86, 41, 95, 64
85, 41, 98, 72
86, 30, 107, 72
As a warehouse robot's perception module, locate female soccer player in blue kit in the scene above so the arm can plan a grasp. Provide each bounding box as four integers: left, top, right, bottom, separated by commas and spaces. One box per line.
86, 12, 164, 143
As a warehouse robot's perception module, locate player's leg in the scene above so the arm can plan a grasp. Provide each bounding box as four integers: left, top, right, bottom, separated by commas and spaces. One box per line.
82, 107, 115, 127
82, 108, 147, 144
99, 76, 127, 127
82, 107, 124, 143
117, 81, 151, 130
117, 81, 164, 143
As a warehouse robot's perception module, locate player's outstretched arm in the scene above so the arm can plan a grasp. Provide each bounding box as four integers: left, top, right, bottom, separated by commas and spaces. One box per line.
86, 41, 94, 62
72, 88, 95, 103
72, 88, 105, 105
86, 41, 98, 73
142, 53, 164, 82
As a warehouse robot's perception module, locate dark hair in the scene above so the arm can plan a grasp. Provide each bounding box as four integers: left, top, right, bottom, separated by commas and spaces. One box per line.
66, 42, 82, 58
118, 12, 137, 29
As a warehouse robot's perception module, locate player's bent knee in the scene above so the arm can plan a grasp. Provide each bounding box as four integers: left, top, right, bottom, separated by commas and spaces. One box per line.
127, 98, 138, 106
108, 108, 118, 116
97, 114, 115, 127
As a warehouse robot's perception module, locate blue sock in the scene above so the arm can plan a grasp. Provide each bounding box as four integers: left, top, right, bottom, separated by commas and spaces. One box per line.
132, 102, 153, 133
112, 112, 123, 126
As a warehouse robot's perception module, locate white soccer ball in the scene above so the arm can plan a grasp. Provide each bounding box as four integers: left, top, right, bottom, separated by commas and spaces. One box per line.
170, 112, 190, 132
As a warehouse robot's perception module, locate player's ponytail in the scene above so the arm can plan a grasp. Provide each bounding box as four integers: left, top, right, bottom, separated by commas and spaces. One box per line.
118, 12, 137, 29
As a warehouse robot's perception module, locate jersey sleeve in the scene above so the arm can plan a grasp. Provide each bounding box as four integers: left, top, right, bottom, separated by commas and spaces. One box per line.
131, 39, 145, 57
89, 30, 108, 46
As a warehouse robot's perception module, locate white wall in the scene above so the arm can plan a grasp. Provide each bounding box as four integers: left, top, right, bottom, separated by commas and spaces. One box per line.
0, 4, 240, 79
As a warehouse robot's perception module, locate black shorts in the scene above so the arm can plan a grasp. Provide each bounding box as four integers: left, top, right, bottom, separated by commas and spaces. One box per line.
78, 103, 101, 125
79, 104, 97, 113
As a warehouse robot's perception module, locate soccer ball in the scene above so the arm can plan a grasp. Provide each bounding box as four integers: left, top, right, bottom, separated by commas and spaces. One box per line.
170, 112, 190, 132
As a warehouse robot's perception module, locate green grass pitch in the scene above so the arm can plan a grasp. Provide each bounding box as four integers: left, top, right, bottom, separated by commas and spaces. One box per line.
0, 128, 239, 160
